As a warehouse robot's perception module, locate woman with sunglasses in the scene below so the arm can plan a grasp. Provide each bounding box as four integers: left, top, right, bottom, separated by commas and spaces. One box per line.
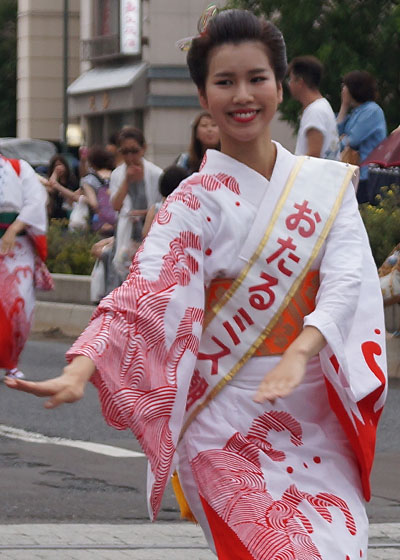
109, 127, 162, 282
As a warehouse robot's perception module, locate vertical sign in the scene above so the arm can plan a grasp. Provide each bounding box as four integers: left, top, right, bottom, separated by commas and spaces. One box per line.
120, 0, 141, 55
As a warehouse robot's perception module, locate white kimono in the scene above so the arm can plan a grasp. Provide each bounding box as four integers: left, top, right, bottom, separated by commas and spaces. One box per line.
0, 157, 48, 370
68, 144, 387, 559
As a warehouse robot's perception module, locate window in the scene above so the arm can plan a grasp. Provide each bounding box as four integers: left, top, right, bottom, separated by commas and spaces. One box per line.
95, 0, 119, 37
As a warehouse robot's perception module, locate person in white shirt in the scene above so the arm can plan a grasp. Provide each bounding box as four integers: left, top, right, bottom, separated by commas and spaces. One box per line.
109, 127, 162, 282
288, 56, 339, 160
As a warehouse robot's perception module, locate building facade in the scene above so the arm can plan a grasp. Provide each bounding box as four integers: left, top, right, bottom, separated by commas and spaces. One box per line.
18, 0, 295, 166
17, 0, 80, 142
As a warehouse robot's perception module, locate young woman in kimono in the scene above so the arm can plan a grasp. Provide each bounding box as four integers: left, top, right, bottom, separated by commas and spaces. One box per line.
6, 8, 387, 560
1, 156, 49, 379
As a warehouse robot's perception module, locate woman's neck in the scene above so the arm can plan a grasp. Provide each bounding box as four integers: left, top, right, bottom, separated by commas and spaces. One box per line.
221, 136, 277, 180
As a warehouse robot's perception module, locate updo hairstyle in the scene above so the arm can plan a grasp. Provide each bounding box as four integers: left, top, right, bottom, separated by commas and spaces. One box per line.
187, 9, 287, 92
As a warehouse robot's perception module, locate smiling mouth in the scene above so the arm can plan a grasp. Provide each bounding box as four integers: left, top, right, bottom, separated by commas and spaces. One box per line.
230, 110, 259, 123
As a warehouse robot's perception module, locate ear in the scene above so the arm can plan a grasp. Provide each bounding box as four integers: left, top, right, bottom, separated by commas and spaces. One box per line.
198, 88, 209, 110
277, 82, 283, 104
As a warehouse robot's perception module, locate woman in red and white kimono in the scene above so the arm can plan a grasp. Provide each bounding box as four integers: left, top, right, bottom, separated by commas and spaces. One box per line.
0, 156, 49, 379
6, 9, 387, 560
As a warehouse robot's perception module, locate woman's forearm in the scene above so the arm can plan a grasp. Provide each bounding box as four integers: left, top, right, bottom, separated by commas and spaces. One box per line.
8, 218, 27, 235
284, 325, 326, 363
336, 104, 349, 125
54, 181, 80, 204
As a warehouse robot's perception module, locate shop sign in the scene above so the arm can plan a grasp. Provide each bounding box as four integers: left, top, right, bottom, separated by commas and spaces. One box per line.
120, 0, 141, 55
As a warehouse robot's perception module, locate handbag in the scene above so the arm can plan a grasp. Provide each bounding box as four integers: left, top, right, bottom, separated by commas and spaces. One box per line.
90, 259, 106, 302
340, 143, 360, 166
68, 195, 89, 231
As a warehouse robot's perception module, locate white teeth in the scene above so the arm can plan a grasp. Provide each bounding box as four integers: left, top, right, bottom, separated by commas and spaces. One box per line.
234, 111, 256, 119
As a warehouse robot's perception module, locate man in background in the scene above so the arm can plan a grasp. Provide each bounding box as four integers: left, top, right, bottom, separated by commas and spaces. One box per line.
288, 56, 339, 160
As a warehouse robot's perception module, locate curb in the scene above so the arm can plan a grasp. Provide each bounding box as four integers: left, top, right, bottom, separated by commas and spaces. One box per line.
0, 522, 397, 559
33, 301, 95, 338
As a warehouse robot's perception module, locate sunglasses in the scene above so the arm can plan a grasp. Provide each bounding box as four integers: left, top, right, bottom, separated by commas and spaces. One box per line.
120, 147, 141, 155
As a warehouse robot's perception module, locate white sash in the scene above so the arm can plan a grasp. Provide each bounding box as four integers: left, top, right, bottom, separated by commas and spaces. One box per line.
182, 156, 356, 434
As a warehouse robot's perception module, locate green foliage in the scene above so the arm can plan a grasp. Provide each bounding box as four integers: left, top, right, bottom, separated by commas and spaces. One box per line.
47, 220, 100, 275
359, 185, 400, 267
227, 0, 400, 132
0, 0, 17, 136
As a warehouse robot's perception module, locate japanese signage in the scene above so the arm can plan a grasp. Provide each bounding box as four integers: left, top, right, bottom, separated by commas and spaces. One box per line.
120, 0, 141, 55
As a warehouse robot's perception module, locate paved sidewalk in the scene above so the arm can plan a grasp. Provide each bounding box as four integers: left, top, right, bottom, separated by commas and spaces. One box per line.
0, 522, 399, 559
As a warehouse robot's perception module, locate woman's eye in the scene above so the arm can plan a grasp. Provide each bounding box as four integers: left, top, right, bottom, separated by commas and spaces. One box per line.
252, 76, 267, 83
215, 79, 231, 86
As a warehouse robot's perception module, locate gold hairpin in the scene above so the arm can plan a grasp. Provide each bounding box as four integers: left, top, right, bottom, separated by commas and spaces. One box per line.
176, 4, 218, 52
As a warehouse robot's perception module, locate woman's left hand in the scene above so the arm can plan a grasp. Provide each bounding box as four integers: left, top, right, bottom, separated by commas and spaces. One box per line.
253, 326, 326, 404
253, 350, 307, 404
0, 228, 17, 254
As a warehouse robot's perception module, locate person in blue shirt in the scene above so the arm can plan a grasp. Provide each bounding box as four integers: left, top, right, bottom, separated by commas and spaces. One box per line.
337, 70, 387, 204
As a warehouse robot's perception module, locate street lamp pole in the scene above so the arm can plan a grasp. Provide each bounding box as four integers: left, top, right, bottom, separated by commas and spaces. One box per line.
62, 0, 69, 154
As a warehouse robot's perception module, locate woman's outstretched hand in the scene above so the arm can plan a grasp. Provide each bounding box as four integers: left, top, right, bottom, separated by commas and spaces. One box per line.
253, 326, 326, 404
253, 350, 308, 403
4, 355, 96, 409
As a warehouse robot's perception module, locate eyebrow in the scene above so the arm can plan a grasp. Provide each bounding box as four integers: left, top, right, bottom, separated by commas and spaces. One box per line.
213, 68, 269, 78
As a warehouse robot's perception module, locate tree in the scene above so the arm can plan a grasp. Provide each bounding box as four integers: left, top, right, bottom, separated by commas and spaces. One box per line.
228, 0, 400, 132
0, 0, 17, 137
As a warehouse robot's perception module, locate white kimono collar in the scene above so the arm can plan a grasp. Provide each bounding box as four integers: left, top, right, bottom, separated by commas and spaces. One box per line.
200, 142, 297, 207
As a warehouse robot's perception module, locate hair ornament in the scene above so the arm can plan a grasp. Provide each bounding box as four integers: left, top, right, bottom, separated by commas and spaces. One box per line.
176, 4, 218, 52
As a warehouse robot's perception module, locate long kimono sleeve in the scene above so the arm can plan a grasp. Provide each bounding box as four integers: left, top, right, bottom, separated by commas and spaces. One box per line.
66, 182, 211, 518
17, 160, 48, 260
18, 161, 47, 235
304, 182, 387, 499
304, 183, 385, 399
303, 183, 363, 378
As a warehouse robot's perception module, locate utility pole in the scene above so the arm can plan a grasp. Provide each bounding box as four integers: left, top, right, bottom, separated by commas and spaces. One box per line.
62, 0, 69, 153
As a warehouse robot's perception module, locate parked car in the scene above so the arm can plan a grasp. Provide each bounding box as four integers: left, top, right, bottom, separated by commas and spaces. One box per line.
0, 137, 57, 171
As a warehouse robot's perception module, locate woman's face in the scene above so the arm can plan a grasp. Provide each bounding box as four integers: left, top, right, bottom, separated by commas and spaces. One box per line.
119, 138, 145, 166
195, 115, 220, 149
54, 161, 67, 177
198, 40, 282, 151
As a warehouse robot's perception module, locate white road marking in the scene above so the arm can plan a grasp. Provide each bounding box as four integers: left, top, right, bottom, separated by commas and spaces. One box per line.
0, 424, 145, 458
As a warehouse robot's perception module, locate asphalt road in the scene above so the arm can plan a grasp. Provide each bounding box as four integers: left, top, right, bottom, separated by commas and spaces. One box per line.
0, 335, 399, 524
0, 335, 179, 523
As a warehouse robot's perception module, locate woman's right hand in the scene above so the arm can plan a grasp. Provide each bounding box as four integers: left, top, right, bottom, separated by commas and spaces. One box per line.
4, 355, 96, 409
340, 84, 352, 112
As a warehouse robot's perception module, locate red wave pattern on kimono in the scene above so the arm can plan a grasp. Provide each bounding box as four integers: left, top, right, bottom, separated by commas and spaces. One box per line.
191, 411, 356, 559
0, 255, 32, 369
326, 337, 386, 501
31, 234, 48, 261
68, 172, 242, 517
70, 231, 204, 517
156, 173, 240, 227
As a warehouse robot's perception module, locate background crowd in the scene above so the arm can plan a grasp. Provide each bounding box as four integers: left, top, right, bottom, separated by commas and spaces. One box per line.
32, 59, 397, 304
1, 55, 398, 380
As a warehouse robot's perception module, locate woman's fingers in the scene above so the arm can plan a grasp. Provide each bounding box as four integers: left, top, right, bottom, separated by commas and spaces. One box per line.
44, 386, 84, 409
253, 362, 306, 404
4, 377, 59, 397
4, 377, 84, 407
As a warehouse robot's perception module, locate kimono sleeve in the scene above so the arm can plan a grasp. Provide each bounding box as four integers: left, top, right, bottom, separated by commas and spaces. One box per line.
66, 182, 210, 516
304, 182, 386, 400
304, 177, 386, 501
17, 160, 47, 235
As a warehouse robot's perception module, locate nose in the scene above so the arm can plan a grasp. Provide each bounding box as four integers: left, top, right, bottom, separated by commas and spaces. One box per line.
233, 81, 254, 104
